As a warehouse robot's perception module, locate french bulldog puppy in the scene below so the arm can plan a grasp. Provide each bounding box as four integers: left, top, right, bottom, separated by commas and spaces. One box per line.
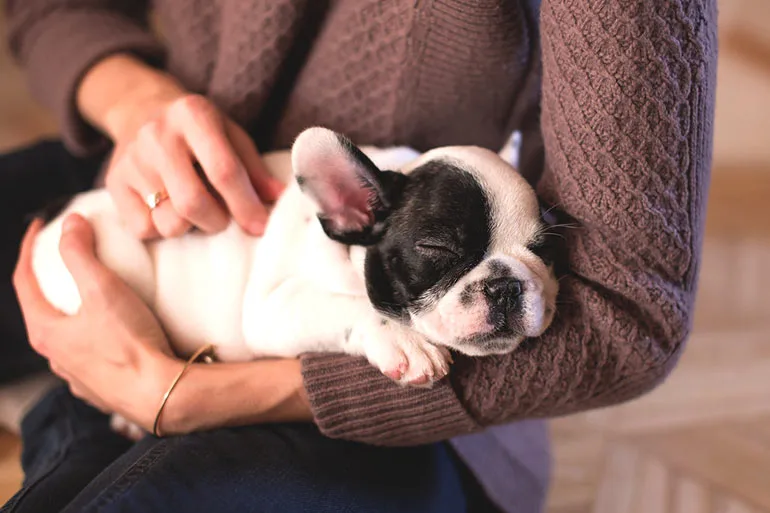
29, 127, 558, 436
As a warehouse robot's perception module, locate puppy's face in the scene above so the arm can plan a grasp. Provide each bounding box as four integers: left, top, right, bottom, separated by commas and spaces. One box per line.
292, 127, 558, 356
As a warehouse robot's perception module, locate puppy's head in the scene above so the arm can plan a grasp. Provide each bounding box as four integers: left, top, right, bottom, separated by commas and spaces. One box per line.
292, 127, 558, 356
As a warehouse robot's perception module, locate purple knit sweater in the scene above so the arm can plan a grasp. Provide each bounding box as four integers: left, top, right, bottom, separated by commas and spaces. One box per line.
6, 0, 718, 510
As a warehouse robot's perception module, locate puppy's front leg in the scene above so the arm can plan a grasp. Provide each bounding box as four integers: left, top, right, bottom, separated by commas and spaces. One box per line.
350, 317, 452, 387
245, 280, 451, 386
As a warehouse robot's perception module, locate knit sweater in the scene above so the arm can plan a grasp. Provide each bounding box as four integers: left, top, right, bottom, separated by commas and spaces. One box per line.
6, 0, 717, 507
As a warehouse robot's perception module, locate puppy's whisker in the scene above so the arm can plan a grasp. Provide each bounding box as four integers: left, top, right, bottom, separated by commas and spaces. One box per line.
541, 203, 562, 217
548, 223, 579, 230
536, 229, 565, 241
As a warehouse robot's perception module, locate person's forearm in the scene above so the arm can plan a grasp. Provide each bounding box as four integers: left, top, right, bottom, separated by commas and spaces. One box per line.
76, 53, 187, 141
157, 358, 313, 436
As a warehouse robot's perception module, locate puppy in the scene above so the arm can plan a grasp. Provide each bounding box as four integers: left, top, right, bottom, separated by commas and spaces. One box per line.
29, 127, 558, 435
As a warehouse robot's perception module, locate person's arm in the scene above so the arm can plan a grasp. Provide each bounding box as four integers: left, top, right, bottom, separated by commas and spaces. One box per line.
294, 0, 719, 446
5, 0, 161, 156
155, 359, 313, 435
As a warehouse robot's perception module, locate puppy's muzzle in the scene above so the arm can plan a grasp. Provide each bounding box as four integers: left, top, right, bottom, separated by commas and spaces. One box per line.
483, 276, 523, 330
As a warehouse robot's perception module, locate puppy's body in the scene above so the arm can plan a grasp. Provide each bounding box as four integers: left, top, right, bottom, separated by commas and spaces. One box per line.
28, 128, 558, 435
32, 145, 422, 361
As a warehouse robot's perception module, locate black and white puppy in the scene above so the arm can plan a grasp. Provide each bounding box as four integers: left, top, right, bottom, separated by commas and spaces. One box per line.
30, 127, 558, 425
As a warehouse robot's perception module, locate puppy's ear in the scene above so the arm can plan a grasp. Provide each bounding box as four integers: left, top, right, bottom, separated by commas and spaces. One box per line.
291, 127, 405, 245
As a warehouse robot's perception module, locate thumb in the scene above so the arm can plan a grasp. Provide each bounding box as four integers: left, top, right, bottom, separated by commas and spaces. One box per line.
59, 214, 112, 299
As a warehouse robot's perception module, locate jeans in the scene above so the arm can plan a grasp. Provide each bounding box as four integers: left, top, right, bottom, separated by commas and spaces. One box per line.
1, 386, 467, 513
0, 140, 486, 513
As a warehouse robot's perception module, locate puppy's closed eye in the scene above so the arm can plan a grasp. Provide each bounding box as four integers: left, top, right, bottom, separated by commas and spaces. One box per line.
415, 241, 460, 259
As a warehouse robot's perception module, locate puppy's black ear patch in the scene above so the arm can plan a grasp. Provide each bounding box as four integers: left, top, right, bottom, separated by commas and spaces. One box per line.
291, 127, 406, 245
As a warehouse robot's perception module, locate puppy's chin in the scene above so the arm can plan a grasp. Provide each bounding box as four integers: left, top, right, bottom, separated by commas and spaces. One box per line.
445, 334, 526, 357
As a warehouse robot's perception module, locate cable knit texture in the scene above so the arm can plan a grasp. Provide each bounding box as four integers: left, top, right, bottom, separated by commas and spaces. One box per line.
6, 0, 717, 449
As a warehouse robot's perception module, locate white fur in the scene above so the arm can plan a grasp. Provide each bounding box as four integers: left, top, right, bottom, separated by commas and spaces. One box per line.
20, 127, 554, 437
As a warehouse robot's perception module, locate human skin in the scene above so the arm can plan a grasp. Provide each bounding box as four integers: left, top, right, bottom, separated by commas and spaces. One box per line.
77, 53, 284, 239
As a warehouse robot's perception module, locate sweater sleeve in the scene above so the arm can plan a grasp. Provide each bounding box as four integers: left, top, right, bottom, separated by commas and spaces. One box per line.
5, 0, 163, 156
300, 0, 718, 446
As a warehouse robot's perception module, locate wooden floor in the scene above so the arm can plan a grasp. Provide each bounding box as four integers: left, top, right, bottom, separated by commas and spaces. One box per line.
2, 0, 770, 510
546, 166, 770, 513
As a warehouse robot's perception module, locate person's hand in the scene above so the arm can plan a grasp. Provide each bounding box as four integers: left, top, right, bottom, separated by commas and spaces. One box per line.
12, 215, 183, 429
104, 92, 285, 240
78, 54, 284, 240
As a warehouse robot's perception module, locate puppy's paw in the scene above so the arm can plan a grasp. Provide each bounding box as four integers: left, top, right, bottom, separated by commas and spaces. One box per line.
110, 414, 146, 441
359, 320, 452, 387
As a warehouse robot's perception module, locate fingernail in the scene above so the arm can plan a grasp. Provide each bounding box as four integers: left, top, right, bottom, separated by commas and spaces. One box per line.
249, 221, 266, 236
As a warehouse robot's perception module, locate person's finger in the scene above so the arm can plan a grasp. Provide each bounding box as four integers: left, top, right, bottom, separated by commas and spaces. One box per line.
226, 120, 285, 203
171, 96, 268, 235
121, 143, 189, 239
133, 122, 195, 238
12, 219, 65, 323
106, 169, 159, 240
58, 214, 119, 304
153, 134, 229, 233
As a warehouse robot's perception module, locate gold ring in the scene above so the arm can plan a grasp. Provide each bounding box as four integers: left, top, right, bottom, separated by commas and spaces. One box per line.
145, 191, 169, 211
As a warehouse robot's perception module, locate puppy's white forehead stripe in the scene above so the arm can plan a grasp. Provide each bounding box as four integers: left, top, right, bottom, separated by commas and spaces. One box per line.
404, 146, 541, 254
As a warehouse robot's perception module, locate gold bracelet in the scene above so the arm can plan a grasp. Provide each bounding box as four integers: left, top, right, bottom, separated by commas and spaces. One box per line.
153, 344, 215, 438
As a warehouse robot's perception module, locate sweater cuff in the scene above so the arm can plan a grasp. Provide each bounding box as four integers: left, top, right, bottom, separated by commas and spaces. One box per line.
18, 10, 164, 156
301, 353, 480, 446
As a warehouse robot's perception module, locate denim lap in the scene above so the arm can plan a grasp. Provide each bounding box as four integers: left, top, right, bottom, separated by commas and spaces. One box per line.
3, 386, 466, 513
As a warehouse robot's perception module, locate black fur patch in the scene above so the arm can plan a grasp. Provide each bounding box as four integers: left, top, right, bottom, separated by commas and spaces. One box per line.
459, 284, 475, 307
364, 160, 492, 318
485, 290, 523, 332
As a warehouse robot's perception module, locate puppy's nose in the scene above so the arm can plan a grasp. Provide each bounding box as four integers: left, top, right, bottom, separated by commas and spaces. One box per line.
483, 277, 522, 306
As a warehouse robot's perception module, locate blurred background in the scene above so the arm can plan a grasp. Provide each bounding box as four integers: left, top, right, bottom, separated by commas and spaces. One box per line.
1, 1, 770, 511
